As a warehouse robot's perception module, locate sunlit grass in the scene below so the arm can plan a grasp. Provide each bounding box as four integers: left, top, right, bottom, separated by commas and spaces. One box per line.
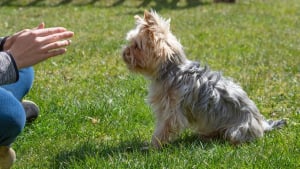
0, 0, 299, 168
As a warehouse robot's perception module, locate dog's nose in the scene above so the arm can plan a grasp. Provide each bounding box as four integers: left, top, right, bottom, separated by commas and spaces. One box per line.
122, 47, 131, 63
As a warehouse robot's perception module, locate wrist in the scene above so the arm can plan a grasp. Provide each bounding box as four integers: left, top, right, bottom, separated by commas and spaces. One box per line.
5, 51, 19, 81
0, 36, 9, 51
6, 51, 20, 69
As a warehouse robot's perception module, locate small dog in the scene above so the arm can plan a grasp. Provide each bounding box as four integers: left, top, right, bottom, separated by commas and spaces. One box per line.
122, 10, 286, 148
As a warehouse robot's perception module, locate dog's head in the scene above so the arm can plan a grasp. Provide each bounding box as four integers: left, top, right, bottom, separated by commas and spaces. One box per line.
122, 10, 186, 77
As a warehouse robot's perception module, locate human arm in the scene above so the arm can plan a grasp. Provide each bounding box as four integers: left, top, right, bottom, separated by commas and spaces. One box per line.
0, 50, 18, 85
0, 23, 73, 84
0, 37, 18, 85
0, 24, 43, 85
3, 23, 74, 69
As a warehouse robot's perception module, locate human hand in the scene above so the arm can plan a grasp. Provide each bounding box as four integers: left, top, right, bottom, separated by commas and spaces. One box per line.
5, 23, 74, 69
4, 23, 45, 51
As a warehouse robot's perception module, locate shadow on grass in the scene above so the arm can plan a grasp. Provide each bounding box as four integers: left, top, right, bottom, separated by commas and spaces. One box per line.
137, 0, 210, 11
50, 135, 226, 168
0, 0, 212, 9
51, 139, 147, 168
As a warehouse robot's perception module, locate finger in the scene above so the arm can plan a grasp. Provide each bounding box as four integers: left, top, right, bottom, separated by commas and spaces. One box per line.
41, 39, 72, 52
37, 22, 45, 29
31, 22, 45, 31
43, 48, 67, 59
33, 27, 69, 37
39, 31, 74, 44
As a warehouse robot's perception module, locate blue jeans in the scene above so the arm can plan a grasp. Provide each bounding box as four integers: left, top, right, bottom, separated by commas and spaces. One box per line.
0, 67, 34, 146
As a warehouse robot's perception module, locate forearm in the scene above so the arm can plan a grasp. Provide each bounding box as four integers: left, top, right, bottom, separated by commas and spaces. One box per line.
0, 51, 19, 85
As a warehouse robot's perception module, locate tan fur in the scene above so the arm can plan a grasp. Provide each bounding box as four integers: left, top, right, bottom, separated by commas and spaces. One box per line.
122, 10, 286, 148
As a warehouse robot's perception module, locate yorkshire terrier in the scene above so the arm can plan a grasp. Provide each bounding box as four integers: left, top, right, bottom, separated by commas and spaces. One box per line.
122, 10, 286, 148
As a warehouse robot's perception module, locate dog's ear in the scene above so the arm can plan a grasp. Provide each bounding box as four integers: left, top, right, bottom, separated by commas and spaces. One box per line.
144, 10, 157, 25
134, 15, 144, 25
144, 10, 171, 31
144, 10, 151, 20
134, 15, 142, 21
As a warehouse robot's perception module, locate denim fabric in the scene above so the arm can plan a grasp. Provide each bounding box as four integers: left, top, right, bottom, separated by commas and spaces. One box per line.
0, 67, 34, 146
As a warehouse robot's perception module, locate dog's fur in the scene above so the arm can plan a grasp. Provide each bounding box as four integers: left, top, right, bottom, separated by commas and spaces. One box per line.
122, 10, 286, 148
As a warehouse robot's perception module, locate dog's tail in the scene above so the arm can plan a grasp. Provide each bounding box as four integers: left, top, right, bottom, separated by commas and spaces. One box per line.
262, 119, 287, 132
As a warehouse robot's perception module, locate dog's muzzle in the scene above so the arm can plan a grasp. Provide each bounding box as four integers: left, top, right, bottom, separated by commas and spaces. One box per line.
122, 47, 131, 63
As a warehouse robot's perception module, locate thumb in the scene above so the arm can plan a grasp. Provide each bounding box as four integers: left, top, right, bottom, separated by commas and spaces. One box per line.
37, 22, 45, 29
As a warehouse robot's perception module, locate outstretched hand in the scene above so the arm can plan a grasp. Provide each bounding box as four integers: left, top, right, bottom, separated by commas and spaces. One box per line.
4, 23, 74, 69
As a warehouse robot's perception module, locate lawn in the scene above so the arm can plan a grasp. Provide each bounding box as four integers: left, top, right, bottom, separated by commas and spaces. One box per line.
0, 0, 299, 168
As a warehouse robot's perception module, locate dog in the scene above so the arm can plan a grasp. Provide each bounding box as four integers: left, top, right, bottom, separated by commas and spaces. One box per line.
122, 10, 286, 148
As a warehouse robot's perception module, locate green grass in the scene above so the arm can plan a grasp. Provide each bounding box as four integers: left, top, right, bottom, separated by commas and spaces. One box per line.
0, 0, 299, 168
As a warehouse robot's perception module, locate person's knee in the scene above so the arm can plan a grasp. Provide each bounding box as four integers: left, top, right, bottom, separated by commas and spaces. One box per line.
19, 67, 34, 91
6, 112, 25, 136
1, 67, 35, 101
0, 103, 26, 146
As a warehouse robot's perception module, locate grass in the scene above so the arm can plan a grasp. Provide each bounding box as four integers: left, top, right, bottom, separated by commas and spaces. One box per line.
0, 0, 299, 168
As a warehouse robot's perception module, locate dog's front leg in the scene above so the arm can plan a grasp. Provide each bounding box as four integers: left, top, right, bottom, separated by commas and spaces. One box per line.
151, 119, 171, 148
151, 116, 178, 148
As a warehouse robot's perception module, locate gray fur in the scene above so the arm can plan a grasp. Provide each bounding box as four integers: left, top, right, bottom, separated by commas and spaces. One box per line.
123, 10, 286, 147
154, 53, 286, 143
